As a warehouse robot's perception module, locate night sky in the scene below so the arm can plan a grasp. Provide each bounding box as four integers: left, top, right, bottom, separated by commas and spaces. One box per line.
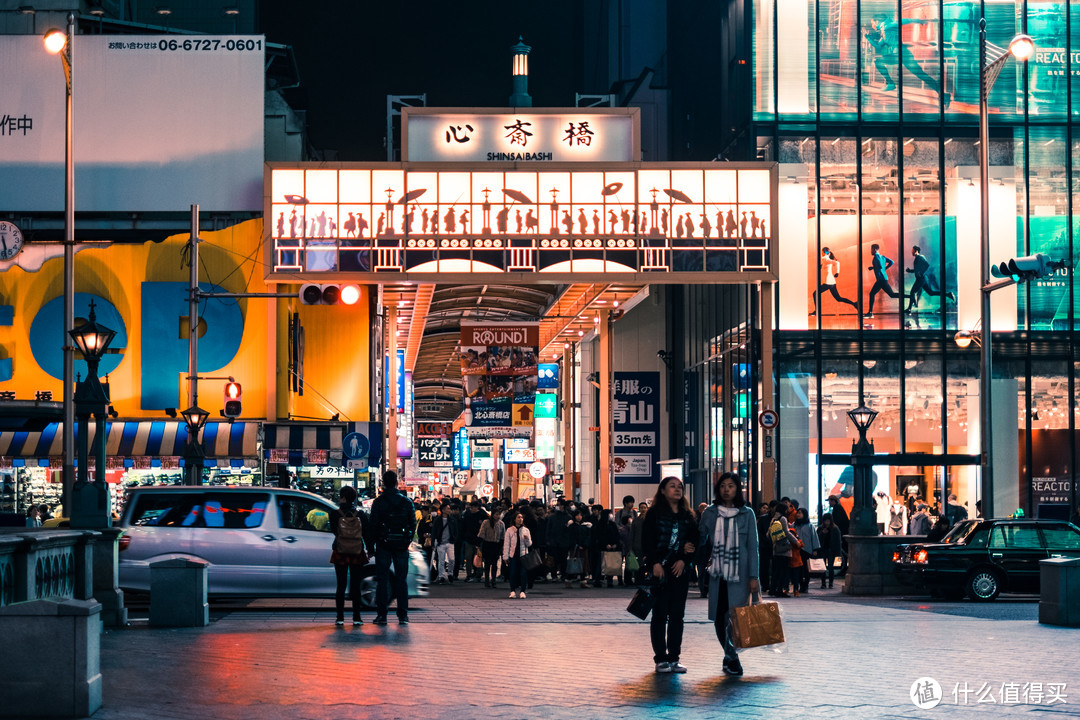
259, 1, 589, 160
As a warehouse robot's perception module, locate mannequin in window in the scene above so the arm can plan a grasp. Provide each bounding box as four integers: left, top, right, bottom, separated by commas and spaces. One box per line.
887, 499, 908, 535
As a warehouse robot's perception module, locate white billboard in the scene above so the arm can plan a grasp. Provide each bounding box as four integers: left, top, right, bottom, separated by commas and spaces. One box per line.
0, 35, 264, 212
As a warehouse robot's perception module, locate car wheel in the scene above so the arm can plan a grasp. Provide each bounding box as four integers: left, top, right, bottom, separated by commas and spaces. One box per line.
358, 573, 396, 609
966, 569, 1001, 601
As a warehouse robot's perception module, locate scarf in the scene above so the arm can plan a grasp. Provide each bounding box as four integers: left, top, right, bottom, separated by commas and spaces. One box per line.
709, 505, 741, 582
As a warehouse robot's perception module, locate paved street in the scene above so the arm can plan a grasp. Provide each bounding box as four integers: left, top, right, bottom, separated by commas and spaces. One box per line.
88, 582, 1080, 720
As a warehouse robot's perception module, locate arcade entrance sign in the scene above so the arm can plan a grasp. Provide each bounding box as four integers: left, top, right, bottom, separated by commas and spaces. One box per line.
266, 162, 777, 284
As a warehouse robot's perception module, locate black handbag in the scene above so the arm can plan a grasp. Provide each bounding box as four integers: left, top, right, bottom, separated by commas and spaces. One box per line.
627, 586, 657, 620
522, 549, 542, 571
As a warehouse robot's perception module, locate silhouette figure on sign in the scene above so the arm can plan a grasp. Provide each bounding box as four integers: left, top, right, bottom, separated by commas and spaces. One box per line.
496, 207, 510, 234
578, 209, 588, 234
524, 210, 538, 233
675, 215, 684, 238
515, 209, 523, 233
750, 211, 761, 238
700, 213, 712, 238
740, 212, 748, 238
356, 213, 368, 238
277, 212, 285, 237
660, 209, 669, 235
421, 209, 429, 234
317, 211, 327, 237
377, 213, 385, 236
344, 212, 356, 238
725, 209, 737, 238
684, 213, 695, 239
460, 210, 469, 233
620, 209, 631, 233
444, 207, 456, 233
289, 209, 297, 238
328, 217, 336, 236
609, 210, 618, 233
404, 208, 414, 234
592, 210, 601, 235
562, 211, 573, 234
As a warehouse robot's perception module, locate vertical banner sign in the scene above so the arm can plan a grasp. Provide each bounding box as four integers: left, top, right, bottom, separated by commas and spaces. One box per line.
460, 322, 539, 428
398, 370, 413, 458
534, 391, 558, 459
613, 372, 660, 485
417, 422, 452, 468
452, 428, 470, 470
385, 349, 406, 412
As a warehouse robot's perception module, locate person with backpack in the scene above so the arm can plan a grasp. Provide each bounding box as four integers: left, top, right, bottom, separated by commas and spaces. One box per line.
329, 485, 368, 626
431, 503, 461, 584
767, 501, 799, 597
369, 471, 415, 625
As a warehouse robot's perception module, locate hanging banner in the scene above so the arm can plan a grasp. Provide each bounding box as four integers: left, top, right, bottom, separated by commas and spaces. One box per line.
613, 371, 660, 484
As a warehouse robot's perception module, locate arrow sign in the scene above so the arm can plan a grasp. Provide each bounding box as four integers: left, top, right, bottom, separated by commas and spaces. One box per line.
514, 404, 534, 426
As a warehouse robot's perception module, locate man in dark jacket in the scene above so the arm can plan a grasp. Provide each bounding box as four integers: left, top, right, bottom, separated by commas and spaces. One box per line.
546, 499, 572, 581
369, 471, 415, 624
431, 503, 461, 584
827, 495, 850, 575
460, 500, 488, 582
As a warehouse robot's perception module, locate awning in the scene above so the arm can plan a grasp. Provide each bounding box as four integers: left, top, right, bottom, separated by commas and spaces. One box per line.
262, 422, 345, 466
0, 421, 260, 464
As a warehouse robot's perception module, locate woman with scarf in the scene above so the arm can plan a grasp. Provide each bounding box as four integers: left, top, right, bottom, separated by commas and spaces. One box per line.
697, 471, 759, 676
641, 476, 698, 673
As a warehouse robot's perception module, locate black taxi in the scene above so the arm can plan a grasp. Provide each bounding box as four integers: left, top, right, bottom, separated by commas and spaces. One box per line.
892, 518, 1080, 601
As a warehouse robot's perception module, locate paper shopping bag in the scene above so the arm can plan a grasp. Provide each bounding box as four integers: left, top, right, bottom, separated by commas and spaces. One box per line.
729, 601, 785, 649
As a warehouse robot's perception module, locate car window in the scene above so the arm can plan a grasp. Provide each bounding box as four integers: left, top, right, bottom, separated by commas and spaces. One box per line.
989, 525, 1042, 549
1041, 525, 1080, 550
128, 493, 203, 527
200, 494, 269, 529
278, 496, 333, 533
964, 528, 990, 548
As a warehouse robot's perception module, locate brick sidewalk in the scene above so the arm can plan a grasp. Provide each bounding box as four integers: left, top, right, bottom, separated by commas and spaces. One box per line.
90, 590, 1080, 720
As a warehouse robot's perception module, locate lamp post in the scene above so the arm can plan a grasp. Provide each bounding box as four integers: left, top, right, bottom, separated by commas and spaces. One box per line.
847, 405, 878, 537
68, 301, 115, 529
978, 22, 1034, 520
44, 15, 76, 517
181, 404, 210, 486
509, 36, 532, 107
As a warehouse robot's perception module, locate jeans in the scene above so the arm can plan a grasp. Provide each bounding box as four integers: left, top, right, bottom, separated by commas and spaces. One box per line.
711, 576, 738, 662
463, 541, 480, 579
822, 554, 837, 586
435, 543, 455, 581
770, 556, 790, 595
507, 556, 529, 592
650, 572, 690, 664
375, 547, 409, 618
798, 550, 812, 591
482, 541, 501, 583
334, 563, 362, 620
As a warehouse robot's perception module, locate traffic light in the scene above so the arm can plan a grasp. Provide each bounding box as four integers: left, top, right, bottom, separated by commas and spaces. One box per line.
990, 253, 1066, 282
299, 283, 362, 305
223, 381, 242, 417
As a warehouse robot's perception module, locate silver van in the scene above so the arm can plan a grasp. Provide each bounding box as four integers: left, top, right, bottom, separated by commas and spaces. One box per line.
118, 486, 429, 605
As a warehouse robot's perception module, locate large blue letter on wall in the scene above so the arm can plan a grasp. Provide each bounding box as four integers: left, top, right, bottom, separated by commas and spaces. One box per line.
141, 282, 243, 410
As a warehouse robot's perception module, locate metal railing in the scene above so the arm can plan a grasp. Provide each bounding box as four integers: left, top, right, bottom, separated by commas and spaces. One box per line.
0, 528, 97, 608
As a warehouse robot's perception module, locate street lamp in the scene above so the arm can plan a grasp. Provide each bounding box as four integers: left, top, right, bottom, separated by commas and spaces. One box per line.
181, 404, 210, 485
43, 15, 76, 516
979, 22, 1035, 520
509, 36, 532, 107
847, 405, 878, 537
68, 301, 115, 529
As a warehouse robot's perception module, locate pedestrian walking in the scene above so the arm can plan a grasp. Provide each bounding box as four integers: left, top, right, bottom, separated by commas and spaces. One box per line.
793, 507, 820, 594
478, 509, 505, 588
329, 485, 367, 626
369, 471, 415, 625
503, 511, 532, 599
697, 471, 759, 677
767, 501, 799, 597
816, 513, 842, 589
566, 507, 592, 588
546, 499, 572, 582
592, 508, 620, 587
415, 506, 434, 568
630, 501, 649, 585
431, 503, 460, 584
461, 500, 488, 582
827, 495, 850, 575
642, 476, 697, 673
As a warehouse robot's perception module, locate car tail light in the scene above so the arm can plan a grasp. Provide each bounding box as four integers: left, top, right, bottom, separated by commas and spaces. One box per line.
118, 534, 131, 552
892, 551, 900, 563
914, 549, 928, 564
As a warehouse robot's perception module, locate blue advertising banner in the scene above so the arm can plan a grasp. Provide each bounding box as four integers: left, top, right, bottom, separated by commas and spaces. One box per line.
613, 371, 660, 485
384, 349, 405, 412
537, 363, 560, 390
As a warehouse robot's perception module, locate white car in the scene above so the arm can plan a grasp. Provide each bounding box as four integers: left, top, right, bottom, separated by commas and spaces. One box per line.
117, 486, 428, 606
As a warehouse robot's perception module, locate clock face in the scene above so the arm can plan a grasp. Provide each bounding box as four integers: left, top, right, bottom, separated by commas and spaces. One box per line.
0, 222, 23, 261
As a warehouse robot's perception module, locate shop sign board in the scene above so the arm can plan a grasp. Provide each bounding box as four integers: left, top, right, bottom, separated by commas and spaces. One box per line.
613, 372, 660, 484
534, 393, 558, 419
403, 108, 638, 163
537, 363, 559, 389
535, 417, 557, 459
418, 436, 452, 467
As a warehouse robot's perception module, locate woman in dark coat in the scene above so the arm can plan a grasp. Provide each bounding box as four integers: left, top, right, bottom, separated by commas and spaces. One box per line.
329, 485, 367, 626
816, 513, 843, 589
641, 476, 697, 674
698, 471, 759, 676
592, 508, 621, 587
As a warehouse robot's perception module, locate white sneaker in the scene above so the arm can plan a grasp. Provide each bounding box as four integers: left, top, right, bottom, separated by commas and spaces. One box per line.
509, 591, 518, 598
655, 662, 671, 673
669, 662, 687, 673
519, 592, 526, 599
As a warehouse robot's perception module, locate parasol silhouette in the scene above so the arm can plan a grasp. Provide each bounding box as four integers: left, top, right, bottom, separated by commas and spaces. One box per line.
502, 188, 533, 204
284, 195, 309, 205
602, 182, 623, 196
396, 189, 427, 204
663, 189, 693, 203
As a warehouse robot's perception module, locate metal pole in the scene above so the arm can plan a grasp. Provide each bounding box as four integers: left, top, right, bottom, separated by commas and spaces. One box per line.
978, 19, 994, 520
188, 204, 200, 485
61, 11, 76, 514
598, 309, 613, 509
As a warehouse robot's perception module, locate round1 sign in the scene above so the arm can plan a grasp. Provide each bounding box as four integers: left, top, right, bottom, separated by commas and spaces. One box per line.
528, 461, 547, 479
758, 409, 779, 430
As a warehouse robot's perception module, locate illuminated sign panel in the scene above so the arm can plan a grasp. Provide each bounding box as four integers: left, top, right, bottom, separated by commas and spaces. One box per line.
266, 163, 776, 281
403, 108, 637, 163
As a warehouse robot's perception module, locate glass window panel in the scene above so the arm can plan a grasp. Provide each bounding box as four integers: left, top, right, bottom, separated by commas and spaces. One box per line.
902, 0, 945, 117
904, 356, 943, 456
754, 0, 777, 118
819, 0, 860, 118
1025, 127, 1069, 331
863, 138, 901, 328
864, 358, 900, 448
815, 139, 859, 327
778, 0, 817, 118
945, 349, 979, 514
1073, 1, 1080, 118
820, 361, 860, 506
1027, 0, 1068, 120
859, 0, 899, 119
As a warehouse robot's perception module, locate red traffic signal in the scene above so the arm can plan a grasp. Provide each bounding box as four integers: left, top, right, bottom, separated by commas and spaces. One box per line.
223, 382, 242, 417
300, 283, 361, 305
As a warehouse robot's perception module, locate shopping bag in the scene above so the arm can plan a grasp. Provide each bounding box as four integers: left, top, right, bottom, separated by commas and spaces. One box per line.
473, 551, 484, 569
808, 557, 827, 574
626, 586, 656, 620
729, 600, 785, 649
522, 549, 543, 571
566, 555, 584, 576
601, 550, 623, 576
626, 551, 640, 572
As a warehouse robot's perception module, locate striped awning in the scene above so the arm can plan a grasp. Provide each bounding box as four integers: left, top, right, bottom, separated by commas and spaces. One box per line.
0, 421, 260, 460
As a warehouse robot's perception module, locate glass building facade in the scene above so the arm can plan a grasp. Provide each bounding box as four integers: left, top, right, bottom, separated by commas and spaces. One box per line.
750, 0, 1079, 521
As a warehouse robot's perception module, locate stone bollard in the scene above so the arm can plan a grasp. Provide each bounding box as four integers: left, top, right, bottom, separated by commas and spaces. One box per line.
1039, 557, 1080, 627
0, 598, 102, 718
150, 558, 209, 627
